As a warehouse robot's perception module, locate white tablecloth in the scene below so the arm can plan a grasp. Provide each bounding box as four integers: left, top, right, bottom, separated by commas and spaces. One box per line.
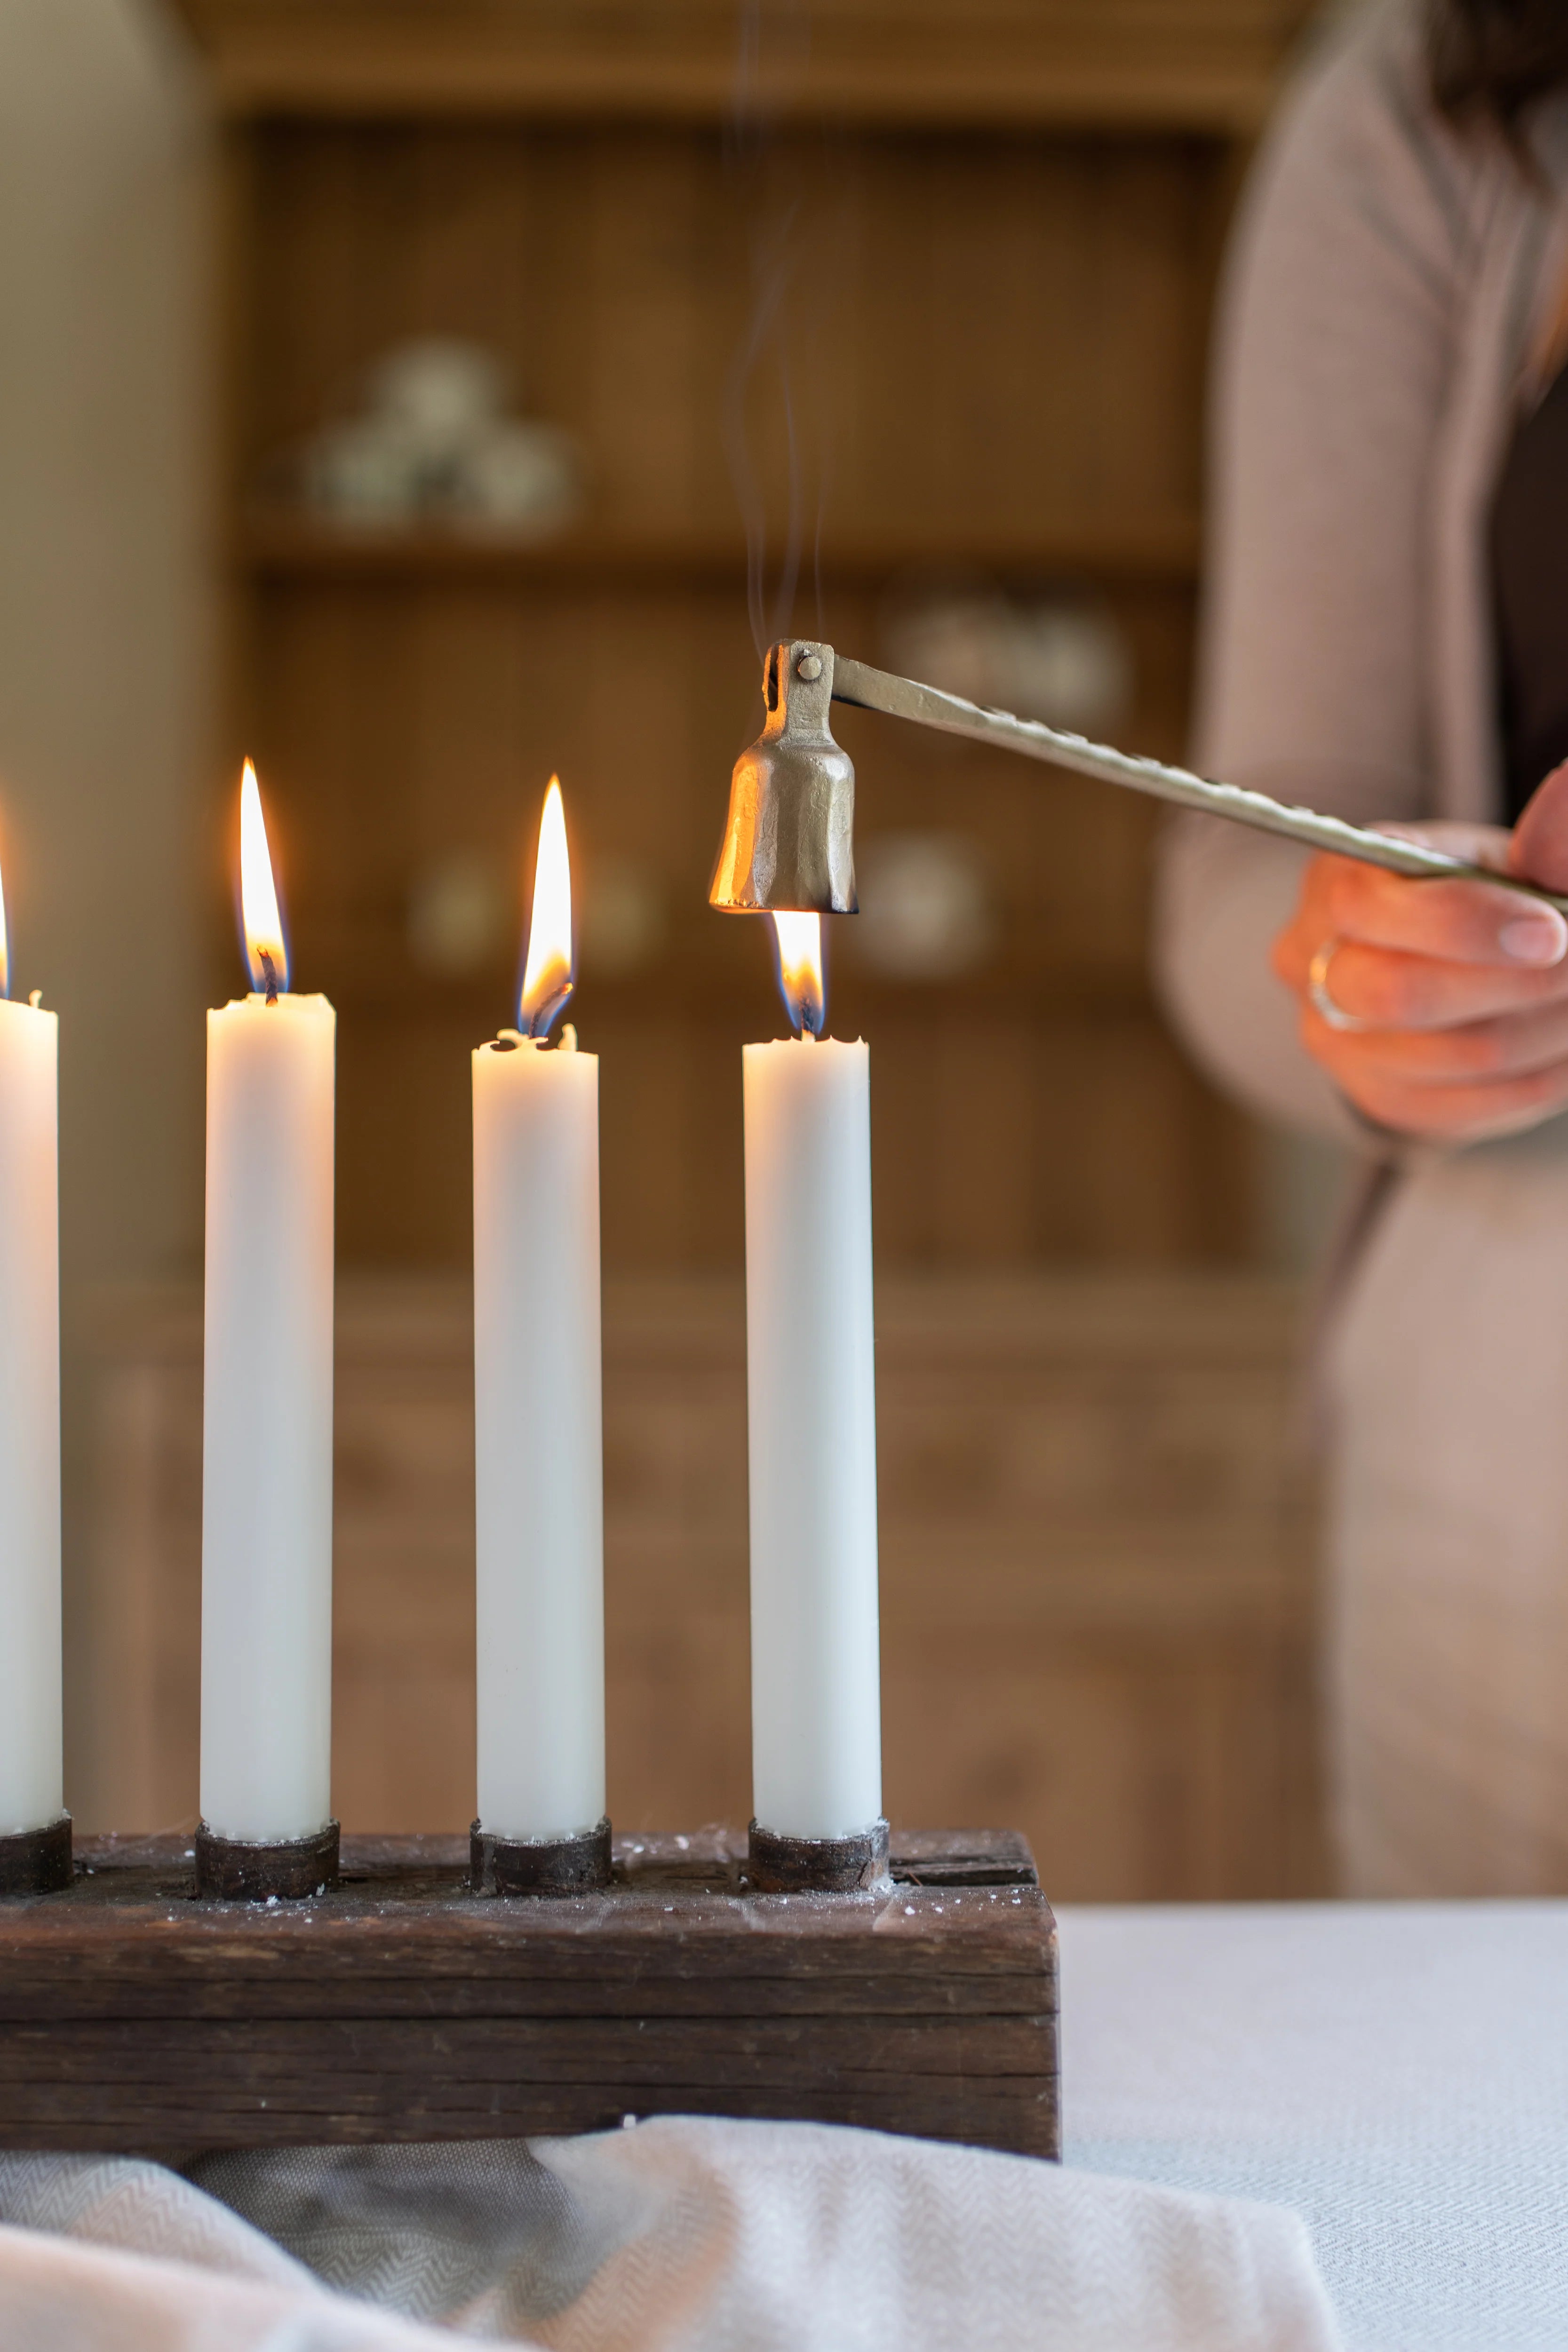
0, 2121, 1337, 2352
1061, 1902, 1568, 2352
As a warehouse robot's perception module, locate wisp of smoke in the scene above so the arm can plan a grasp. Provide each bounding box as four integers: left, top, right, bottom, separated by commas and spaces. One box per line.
723, 0, 833, 659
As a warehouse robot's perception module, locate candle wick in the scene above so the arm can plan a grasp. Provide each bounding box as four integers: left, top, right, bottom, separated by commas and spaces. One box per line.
259, 949, 280, 1006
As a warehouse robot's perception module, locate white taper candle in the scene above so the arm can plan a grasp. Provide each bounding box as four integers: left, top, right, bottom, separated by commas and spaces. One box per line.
473, 779, 604, 1843
0, 869, 62, 1836
199, 765, 335, 1843
744, 918, 881, 1841
473, 1035, 604, 1838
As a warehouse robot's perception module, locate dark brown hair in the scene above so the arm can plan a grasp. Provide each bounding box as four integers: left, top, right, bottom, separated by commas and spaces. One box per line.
1430, 0, 1568, 133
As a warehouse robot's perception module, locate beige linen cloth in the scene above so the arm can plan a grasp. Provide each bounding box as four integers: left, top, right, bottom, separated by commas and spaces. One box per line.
0, 2119, 1340, 2352
1154, 0, 1568, 1892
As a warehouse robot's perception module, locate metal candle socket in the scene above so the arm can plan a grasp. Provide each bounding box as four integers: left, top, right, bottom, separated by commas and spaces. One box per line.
748, 1818, 891, 1894
194, 1820, 341, 1902
710, 638, 1568, 918
470, 1818, 613, 1896
0, 1817, 72, 1899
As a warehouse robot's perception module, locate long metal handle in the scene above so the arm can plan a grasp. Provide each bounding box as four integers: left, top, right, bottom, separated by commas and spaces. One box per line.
830, 653, 1568, 917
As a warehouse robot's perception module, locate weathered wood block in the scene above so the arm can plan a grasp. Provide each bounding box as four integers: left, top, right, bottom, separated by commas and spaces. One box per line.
0, 1829, 1058, 2160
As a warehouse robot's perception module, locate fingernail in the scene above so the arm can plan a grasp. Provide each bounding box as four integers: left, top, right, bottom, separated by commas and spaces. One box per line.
1500, 914, 1567, 964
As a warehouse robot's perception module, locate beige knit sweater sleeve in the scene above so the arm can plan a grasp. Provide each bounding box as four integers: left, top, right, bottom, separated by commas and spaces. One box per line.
1154, 2, 1483, 1141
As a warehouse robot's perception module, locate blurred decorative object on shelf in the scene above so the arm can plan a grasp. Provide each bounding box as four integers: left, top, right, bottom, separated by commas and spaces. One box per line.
406, 850, 512, 977
851, 831, 996, 983
284, 337, 584, 536
882, 589, 1132, 737
578, 858, 668, 979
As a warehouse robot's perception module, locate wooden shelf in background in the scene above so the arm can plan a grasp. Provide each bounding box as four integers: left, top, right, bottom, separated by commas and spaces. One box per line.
239, 512, 1203, 588
170, 0, 1311, 133
189, 0, 1266, 1287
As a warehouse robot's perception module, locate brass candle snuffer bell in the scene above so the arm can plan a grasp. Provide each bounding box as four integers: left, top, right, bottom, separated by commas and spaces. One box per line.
711, 638, 1568, 918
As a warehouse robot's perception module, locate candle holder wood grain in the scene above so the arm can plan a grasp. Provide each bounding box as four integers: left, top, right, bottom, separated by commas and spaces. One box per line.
0, 1828, 1058, 2160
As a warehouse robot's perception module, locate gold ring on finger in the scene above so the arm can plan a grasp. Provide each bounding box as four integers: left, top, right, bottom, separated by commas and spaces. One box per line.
1307, 939, 1369, 1034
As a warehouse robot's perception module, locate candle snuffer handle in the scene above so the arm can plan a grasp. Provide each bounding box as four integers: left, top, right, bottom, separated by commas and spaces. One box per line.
709, 640, 1568, 919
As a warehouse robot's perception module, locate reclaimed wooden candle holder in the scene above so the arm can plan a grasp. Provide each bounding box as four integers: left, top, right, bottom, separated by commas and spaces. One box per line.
0, 1827, 1059, 2160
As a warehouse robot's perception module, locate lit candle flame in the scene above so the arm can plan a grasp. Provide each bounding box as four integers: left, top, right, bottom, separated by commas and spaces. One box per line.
519, 777, 574, 1039
0, 844, 8, 1002
772, 912, 825, 1036
239, 759, 288, 999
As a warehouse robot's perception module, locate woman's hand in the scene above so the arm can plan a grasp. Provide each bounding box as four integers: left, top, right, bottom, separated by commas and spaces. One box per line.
1272, 761, 1568, 1141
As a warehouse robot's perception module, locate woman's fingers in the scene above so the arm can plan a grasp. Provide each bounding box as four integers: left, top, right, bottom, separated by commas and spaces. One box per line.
1305, 1023, 1568, 1141
1273, 820, 1568, 1141
1293, 846, 1568, 970
1304, 991, 1568, 1084
1352, 1066, 1568, 1142
1281, 934, 1568, 1028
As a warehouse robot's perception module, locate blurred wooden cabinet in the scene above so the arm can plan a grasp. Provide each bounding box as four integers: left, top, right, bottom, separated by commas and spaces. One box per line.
171, 0, 1311, 1276
80, 1271, 1321, 1900
134, 8, 1325, 1900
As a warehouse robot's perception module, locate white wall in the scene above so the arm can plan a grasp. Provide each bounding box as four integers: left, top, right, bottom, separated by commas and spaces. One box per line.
0, 0, 211, 1816
0, 0, 208, 1284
